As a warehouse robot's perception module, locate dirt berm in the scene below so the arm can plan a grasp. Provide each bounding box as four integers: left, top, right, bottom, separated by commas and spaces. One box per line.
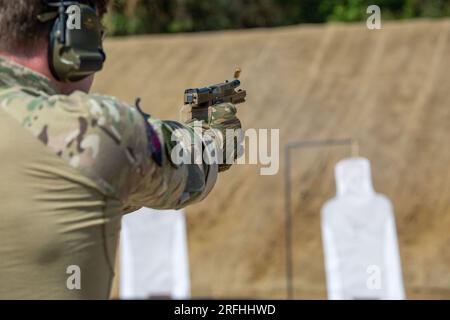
94, 19, 450, 299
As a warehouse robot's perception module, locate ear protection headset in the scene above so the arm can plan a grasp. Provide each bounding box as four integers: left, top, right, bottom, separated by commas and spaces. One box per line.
38, 0, 106, 83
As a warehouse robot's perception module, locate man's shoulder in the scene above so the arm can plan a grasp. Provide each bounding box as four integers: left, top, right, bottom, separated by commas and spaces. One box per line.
0, 85, 133, 108
0, 88, 143, 129
0, 88, 149, 198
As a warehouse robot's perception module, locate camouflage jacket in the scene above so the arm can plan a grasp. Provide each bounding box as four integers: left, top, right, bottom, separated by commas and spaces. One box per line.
0, 57, 218, 211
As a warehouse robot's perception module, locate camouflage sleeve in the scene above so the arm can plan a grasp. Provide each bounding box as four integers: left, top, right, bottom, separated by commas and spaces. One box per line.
83, 94, 219, 211
122, 113, 219, 211
0, 88, 218, 211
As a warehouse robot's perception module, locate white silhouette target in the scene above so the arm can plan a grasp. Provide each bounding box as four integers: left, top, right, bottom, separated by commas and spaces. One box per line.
120, 208, 191, 299
321, 158, 405, 300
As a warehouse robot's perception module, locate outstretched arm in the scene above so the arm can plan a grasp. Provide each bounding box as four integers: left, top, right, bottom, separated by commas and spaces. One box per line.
121, 100, 241, 211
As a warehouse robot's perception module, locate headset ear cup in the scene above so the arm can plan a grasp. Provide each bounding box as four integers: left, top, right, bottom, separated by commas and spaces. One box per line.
45, 3, 106, 83
100, 48, 106, 62
47, 17, 62, 81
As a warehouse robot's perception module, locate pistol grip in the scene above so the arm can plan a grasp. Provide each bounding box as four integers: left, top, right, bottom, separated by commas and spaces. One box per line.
191, 105, 210, 122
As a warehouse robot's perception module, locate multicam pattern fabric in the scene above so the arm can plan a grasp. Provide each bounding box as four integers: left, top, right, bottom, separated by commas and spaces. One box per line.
0, 57, 218, 210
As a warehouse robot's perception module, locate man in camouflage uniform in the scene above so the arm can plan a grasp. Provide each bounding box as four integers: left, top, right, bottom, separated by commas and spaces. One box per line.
0, 0, 242, 299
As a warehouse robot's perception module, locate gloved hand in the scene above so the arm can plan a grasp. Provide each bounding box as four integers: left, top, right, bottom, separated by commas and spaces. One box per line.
181, 103, 242, 172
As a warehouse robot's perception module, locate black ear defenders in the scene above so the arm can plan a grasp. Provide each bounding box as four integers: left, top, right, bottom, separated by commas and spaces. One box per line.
38, 0, 106, 83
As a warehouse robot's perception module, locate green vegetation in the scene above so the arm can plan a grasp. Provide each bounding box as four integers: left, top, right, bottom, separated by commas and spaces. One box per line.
105, 0, 450, 36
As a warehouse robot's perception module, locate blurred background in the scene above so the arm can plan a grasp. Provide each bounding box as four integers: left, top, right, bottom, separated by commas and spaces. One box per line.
103, 0, 450, 35
92, 0, 450, 299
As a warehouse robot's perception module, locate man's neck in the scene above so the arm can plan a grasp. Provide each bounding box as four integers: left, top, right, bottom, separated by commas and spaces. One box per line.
0, 52, 55, 83
0, 51, 93, 95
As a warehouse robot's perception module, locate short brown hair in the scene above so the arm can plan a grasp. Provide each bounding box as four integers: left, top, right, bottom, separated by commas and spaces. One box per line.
0, 0, 109, 54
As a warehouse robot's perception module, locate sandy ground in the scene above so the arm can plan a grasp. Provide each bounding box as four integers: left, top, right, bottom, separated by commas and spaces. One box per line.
93, 19, 450, 299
